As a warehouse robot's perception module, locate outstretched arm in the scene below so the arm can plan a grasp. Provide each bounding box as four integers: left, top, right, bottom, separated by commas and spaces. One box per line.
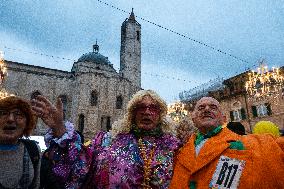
31, 95, 94, 188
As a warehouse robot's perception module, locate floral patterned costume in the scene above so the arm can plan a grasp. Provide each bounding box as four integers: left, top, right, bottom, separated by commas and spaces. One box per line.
45, 122, 180, 189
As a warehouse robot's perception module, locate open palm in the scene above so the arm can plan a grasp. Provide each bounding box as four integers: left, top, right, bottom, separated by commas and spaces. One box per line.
31, 95, 65, 137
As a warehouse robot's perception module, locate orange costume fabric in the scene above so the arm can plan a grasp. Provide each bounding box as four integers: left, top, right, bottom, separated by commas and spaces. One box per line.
169, 128, 284, 189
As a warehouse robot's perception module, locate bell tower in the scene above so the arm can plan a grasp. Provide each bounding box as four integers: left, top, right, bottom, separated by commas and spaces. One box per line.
120, 9, 141, 88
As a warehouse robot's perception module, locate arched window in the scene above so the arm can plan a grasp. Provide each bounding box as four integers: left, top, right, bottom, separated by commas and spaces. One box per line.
100, 116, 111, 131
59, 95, 68, 120
230, 101, 246, 121
116, 95, 123, 109
90, 90, 98, 106
78, 114, 85, 134
106, 116, 111, 131
31, 91, 41, 100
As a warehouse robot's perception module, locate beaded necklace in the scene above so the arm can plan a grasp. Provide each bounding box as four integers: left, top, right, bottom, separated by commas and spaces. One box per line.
138, 138, 156, 189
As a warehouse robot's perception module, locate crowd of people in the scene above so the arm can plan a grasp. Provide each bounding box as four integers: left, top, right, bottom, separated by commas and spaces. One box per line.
0, 90, 283, 189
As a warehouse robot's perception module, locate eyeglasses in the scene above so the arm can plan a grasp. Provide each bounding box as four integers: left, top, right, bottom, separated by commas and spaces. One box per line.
0, 110, 25, 120
134, 104, 161, 113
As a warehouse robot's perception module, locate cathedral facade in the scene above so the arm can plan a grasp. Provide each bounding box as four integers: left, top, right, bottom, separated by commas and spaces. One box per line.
3, 11, 141, 139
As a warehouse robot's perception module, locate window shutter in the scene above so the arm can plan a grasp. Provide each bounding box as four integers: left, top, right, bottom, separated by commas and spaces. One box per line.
230, 111, 234, 121
241, 108, 246, 120
266, 103, 272, 115
252, 106, 257, 117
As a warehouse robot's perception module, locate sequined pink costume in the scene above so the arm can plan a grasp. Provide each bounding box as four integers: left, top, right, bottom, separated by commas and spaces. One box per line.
45, 122, 180, 189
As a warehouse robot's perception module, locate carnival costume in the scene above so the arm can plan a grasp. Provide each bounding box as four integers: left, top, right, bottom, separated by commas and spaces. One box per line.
45, 121, 180, 189
169, 127, 284, 189
0, 96, 40, 189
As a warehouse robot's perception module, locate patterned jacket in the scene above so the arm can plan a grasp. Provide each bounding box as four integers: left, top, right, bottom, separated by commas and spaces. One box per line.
45, 122, 180, 189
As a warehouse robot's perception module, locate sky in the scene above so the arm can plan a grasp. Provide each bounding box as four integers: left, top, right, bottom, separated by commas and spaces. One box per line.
0, 0, 283, 103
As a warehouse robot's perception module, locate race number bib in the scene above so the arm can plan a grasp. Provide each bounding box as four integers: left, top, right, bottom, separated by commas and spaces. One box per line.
209, 156, 245, 189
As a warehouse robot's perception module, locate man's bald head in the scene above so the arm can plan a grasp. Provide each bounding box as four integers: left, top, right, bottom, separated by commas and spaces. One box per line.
192, 97, 225, 134
194, 97, 220, 111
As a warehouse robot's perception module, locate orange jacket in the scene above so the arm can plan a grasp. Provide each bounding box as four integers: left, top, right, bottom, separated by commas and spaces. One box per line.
169, 128, 284, 189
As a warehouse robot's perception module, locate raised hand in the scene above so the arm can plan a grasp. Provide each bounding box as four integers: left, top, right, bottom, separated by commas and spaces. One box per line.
31, 95, 66, 137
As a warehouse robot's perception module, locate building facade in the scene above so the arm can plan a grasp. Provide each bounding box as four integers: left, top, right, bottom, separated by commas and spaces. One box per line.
3, 11, 141, 139
181, 69, 284, 134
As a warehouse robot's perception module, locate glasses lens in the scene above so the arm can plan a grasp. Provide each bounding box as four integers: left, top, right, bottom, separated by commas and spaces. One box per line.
0, 110, 25, 119
135, 104, 160, 113
0, 110, 8, 117
13, 111, 25, 119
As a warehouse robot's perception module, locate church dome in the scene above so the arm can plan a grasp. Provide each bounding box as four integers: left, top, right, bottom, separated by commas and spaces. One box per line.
78, 42, 111, 65
78, 52, 111, 64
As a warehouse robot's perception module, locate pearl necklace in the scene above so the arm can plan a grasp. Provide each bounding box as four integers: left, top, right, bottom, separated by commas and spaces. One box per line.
138, 138, 156, 189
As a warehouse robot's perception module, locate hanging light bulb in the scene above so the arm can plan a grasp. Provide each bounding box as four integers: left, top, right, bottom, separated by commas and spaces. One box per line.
245, 59, 284, 102
167, 101, 188, 122
0, 51, 7, 84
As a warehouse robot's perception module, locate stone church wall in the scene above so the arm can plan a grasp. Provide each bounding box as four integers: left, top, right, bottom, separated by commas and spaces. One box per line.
3, 12, 142, 140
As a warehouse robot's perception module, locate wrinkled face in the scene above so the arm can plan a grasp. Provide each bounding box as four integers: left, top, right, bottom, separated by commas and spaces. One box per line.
134, 96, 161, 130
192, 97, 224, 134
0, 108, 27, 144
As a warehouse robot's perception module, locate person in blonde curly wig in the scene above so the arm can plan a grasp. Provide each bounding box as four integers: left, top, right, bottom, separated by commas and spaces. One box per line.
32, 90, 180, 188
110, 89, 176, 138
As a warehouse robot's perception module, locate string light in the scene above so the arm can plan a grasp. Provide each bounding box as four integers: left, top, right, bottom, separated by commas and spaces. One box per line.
1, 2, 260, 93
179, 77, 225, 102
3, 46, 194, 84
245, 59, 284, 102
5, 45, 258, 100
0, 51, 7, 84
96, 0, 251, 65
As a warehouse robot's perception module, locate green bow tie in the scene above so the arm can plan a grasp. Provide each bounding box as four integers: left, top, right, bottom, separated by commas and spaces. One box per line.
194, 125, 223, 146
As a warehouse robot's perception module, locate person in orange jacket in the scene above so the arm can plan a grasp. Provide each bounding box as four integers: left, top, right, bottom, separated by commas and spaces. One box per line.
170, 97, 284, 189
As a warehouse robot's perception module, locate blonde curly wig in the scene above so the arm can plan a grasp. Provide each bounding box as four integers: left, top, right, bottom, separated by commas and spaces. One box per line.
110, 90, 176, 138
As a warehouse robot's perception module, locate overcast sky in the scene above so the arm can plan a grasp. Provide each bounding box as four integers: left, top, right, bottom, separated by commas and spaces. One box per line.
0, 0, 283, 102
